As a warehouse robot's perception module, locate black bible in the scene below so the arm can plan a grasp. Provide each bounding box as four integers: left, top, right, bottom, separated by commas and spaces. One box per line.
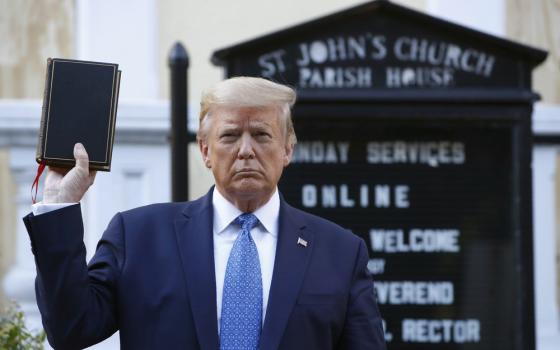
36, 58, 121, 171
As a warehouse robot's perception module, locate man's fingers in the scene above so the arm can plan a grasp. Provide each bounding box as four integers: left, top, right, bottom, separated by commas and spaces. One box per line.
74, 143, 90, 170
47, 166, 69, 177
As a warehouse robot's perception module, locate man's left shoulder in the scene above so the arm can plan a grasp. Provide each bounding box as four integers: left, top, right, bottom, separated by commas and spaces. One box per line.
284, 203, 362, 245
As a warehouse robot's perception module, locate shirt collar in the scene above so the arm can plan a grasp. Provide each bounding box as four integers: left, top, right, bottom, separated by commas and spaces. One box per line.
212, 187, 279, 237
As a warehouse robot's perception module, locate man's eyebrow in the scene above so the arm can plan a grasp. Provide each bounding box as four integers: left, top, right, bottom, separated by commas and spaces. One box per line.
249, 121, 273, 128
217, 124, 240, 131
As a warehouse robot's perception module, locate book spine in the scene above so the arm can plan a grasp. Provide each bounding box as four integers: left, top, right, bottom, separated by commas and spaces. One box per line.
36, 58, 53, 163
105, 69, 122, 171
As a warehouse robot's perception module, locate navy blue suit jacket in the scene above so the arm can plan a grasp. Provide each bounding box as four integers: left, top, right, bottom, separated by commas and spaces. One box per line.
24, 189, 386, 349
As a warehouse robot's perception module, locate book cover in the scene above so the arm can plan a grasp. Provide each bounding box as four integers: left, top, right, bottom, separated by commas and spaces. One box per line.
36, 58, 121, 171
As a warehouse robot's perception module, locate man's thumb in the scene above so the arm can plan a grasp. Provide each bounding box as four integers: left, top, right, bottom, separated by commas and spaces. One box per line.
74, 143, 90, 170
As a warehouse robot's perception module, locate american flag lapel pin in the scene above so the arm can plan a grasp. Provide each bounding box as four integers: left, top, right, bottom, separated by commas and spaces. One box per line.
297, 237, 308, 247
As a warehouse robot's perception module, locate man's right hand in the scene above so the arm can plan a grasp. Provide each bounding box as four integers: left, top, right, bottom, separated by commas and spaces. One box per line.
43, 143, 97, 204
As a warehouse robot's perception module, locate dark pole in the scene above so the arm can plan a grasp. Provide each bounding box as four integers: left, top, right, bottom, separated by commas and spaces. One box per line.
168, 42, 189, 202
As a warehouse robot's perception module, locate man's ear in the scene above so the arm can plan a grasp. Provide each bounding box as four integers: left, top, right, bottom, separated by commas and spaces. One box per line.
198, 139, 212, 168
283, 142, 294, 167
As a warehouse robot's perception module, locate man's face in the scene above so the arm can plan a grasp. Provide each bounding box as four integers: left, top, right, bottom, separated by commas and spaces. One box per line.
199, 105, 293, 208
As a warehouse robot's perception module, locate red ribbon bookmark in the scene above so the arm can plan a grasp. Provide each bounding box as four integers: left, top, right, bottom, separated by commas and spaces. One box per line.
31, 161, 46, 204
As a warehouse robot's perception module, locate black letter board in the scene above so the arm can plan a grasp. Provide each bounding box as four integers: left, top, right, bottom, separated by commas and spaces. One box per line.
211, 1, 547, 349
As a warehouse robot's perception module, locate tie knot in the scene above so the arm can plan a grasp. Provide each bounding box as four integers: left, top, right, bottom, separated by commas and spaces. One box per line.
236, 213, 259, 231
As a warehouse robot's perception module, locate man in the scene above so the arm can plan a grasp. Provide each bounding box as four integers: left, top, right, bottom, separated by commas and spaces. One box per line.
24, 77, 386, 349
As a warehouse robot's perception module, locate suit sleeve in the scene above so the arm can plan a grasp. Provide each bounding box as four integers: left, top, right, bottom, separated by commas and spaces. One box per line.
23, 204, 125, 350
338, 238, 387, 350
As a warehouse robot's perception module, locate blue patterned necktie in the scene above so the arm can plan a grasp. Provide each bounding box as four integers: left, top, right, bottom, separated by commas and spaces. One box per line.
220, 213, 262, 350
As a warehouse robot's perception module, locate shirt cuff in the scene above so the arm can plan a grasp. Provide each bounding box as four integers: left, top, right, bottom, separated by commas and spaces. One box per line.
32, 202, 77, 216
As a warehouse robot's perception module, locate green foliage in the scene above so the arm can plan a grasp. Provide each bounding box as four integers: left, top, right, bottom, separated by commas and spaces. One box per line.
0, 302, 45, 350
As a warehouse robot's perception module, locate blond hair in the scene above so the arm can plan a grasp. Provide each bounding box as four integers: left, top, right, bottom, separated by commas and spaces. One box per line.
198, 76, 297, 146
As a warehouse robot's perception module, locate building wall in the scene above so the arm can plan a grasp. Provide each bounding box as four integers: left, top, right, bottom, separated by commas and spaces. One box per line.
506, 0, 560, 104
506, 0, 560, 308
0, 0, 74, 99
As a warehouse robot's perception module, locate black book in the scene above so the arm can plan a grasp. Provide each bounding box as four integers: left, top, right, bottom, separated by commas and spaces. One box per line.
36, 58, 121, 171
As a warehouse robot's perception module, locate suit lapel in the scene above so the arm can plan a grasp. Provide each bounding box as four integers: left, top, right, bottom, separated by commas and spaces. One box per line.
260, 200, 314, 350
174, 191, 219, 350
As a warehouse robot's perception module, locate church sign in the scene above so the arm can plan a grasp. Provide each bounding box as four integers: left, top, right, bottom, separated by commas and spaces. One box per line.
212, 1, 547, 349
258, 34, 496, 89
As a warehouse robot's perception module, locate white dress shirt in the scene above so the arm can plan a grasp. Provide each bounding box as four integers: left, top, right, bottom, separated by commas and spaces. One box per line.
32, 202, 74, 216
32, 188, 280, 333
212, 188, 279, 331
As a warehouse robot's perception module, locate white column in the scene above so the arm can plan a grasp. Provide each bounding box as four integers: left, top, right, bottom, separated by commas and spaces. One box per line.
75, 0, 159, 100
533, 102, 560, 350
2, 147, 43, 333
533, 146, 560, 350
